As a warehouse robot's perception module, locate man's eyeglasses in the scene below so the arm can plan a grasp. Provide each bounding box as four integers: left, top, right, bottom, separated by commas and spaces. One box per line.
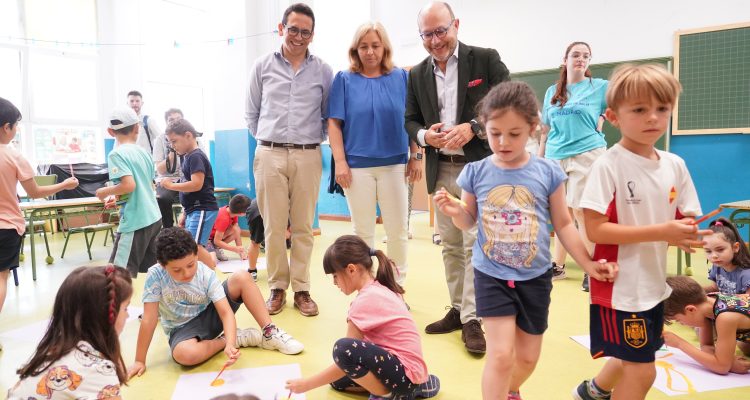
284, 25, 313, 39
419, 19, 454, 41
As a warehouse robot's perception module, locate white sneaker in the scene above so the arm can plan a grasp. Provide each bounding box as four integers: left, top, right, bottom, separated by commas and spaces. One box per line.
261, 326, 304, 355
236, 328, 262, 348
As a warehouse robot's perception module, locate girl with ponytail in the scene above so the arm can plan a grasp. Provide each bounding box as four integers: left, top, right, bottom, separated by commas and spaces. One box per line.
541, 41, 609, 290
285, 235, 440, 400
9, 265, 132, 399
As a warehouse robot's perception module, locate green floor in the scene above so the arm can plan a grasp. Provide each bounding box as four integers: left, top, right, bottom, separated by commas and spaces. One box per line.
1, 214, 747, 399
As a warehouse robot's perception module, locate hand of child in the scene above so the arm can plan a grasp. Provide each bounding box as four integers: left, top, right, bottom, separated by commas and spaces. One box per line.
663, 218, 713, 253
178, 213, 186, 228
662, 331, 684, 348
433, 187, 464, 217
239, 248, 248, 260
730, 356, 750, 374
224, 344, 240, 365
62, 177, 79, 190
127, 361, 147, 379
103, 195, 117, 209
95, 187, 108, 201
585, 259, 618, 283
160, 178, 177, 190
285, 378, 310, 394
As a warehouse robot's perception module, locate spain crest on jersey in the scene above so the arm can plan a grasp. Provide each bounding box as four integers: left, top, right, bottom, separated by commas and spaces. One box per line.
669, 186, 677, 204
623, 316, 648, 348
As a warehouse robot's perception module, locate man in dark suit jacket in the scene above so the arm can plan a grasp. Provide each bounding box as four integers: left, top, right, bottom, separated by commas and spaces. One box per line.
405, 1, 509, 355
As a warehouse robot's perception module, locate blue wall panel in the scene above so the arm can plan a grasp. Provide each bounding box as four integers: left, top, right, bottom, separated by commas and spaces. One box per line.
671, 133, 750, 240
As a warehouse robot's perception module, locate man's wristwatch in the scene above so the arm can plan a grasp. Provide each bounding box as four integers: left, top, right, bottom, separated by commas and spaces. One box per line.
469, 119, 482, 135
411, 152, 423, 161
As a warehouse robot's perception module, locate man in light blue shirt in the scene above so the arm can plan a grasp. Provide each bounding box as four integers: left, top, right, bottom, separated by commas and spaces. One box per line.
245, 3, 333, 317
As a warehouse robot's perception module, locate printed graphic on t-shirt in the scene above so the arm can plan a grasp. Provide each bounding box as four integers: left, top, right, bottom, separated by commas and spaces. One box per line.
481, 185, 538, 268
716, 274, 739, 293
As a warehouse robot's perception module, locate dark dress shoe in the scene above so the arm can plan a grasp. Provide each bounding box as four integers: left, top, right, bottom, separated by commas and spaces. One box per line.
462, 320, 486, 354
425, 307, 462, 334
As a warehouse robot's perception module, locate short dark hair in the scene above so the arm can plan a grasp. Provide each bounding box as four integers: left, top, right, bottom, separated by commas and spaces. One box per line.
0, 97, 22, 128
664, 276, 708, 318
282, 3, 315, 31
156, 227, 198, 265
165, 118, 202, 138
127, 90, 142, 98
229, 194, 251, 214
164, 108, 183, 122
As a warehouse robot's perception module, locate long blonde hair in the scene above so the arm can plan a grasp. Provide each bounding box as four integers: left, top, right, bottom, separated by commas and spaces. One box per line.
348, 22, 394, 74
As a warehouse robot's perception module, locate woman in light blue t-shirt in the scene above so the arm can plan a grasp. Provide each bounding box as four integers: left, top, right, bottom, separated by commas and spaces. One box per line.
541, 41, 608, 290
327, 22, 422, 284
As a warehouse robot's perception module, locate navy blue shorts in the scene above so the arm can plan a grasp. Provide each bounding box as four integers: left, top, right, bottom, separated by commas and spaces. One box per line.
589, 302, 664, 363
475, 268, 553, 335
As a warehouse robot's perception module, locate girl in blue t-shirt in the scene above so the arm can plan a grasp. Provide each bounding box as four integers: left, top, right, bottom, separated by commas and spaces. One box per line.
541, 42, 608, 289
434, 81, 617, 400
703, 218, 750, 295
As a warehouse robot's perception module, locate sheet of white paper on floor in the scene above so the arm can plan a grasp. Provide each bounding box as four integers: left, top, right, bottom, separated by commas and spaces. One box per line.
171, 363, 304, 400
216, 257, 266, 274
571, 335, 750, 395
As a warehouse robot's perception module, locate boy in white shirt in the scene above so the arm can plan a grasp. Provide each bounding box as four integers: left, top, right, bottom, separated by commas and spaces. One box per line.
573, 64, 711, 400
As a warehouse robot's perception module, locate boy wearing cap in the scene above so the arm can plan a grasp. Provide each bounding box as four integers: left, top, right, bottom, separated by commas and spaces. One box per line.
96, 107, 162, 278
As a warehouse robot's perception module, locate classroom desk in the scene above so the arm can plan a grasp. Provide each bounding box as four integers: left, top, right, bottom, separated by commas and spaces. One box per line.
213, 187, 235, 204
720, 200, 750, 239
20, 197, 107, 281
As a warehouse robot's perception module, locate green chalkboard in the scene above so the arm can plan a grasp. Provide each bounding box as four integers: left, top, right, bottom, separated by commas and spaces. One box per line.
512, 57, 672, 151
673, 23, 750, 134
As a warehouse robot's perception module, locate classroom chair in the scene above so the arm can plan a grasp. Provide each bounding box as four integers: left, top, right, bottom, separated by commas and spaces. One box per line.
60, 207, 117, 261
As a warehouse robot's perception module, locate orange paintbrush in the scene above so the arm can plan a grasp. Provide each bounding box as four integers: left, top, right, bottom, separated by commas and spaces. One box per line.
693, 208, 721, 225
209, 361, 230, 386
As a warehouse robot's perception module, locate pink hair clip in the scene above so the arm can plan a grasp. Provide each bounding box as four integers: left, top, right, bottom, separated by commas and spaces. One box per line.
715, 221, 723, 226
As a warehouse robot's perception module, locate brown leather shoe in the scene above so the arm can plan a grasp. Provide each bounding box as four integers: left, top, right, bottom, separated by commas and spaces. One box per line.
266, 289, 286, 315
462, 320, 486, 354
293, 291, 319, 316
425, 307, 462, 334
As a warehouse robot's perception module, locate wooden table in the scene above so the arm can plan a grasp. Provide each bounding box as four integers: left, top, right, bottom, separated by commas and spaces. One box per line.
20, 197, 107, 280
719, 200, 750, 239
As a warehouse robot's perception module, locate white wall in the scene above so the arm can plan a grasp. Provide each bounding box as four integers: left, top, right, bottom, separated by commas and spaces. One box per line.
371, 0, 750, 72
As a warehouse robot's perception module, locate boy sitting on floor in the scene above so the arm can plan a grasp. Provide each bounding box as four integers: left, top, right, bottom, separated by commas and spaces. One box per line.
663, 275, 750, 374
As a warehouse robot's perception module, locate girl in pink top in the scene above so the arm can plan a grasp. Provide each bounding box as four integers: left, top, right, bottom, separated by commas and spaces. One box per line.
0, 97, 77, 346
285, 235, 439, 400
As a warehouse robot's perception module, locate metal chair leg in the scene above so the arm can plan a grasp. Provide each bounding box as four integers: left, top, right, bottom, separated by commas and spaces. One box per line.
61, 230, 72, 258
84, 231, 93, 260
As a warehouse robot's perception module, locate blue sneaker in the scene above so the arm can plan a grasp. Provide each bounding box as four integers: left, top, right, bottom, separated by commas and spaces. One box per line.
415, 374, 440, 398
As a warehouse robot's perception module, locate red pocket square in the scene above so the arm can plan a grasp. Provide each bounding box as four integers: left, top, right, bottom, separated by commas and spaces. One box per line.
468, 79, 483, 88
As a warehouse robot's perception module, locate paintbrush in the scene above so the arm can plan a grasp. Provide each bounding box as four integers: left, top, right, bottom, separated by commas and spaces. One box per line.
209, 361, 230, 386
693, 208, 721, 225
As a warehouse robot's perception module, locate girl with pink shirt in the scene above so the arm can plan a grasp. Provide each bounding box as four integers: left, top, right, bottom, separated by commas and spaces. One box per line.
285, 235, 439, 400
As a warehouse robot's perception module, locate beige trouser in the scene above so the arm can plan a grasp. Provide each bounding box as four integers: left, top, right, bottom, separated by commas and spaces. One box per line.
253, 145, 322, 292
344, 164, 409, 285
433, 161, 477, 324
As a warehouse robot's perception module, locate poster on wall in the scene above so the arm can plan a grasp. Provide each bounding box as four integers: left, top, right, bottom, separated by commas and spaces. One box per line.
33, 125, 102, 165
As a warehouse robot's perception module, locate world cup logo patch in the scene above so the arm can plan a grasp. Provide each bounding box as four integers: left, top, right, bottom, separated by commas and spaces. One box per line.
623, 316, 648, 348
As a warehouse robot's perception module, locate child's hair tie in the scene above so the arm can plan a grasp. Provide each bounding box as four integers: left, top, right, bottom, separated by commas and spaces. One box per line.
369, 248, 377, 257
715, 221, 723, 226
